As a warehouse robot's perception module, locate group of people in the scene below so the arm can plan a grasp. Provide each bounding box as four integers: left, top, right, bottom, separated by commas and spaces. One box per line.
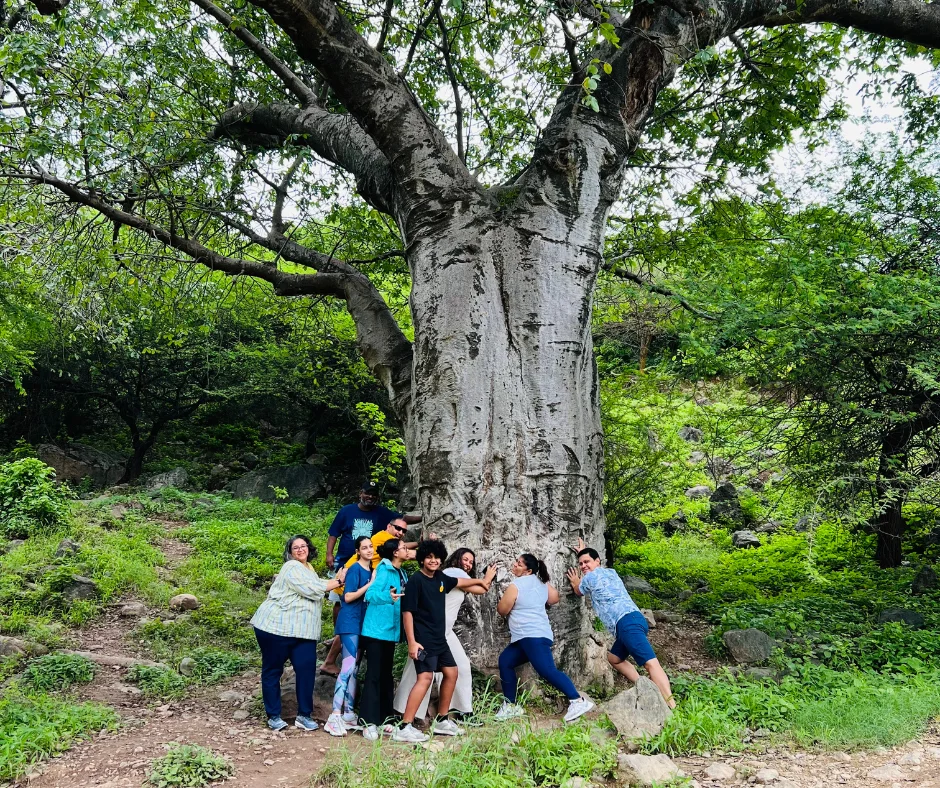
250, 482, 674, 742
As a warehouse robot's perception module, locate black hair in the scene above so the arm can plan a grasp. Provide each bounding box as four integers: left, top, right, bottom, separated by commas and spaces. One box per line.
577, 547, 600, 561
354, 534, 373, 553
416, 539, 448, 565
284, 535, 316, 563
520, 553, 549, 583
445, 547, 476, 578
377, 538, 401, 561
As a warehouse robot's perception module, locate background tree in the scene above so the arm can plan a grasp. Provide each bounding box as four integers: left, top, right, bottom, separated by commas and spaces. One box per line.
3, 0, 940, 668
669, 141, 940, 568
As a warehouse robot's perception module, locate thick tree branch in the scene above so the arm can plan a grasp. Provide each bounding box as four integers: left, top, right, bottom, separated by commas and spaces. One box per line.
247, 0, 476, 209
213, 101, 395, 214
190, 0, 317, 105
8, 169, 415, 414
754, 0, 940, 49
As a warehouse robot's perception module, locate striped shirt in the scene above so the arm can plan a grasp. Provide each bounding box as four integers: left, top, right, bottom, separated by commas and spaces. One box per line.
250, 560, 330, 640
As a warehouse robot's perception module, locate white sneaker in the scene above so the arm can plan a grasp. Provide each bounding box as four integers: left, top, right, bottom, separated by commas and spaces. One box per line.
392, 723, 429, 743
494, 701, 525, 721
381, 723, 397, 735
341, 711, 360, 729
362, 724, 379, 741
431, 718, 465, 736
563, 696, 595, 723
324, 712, 346, 737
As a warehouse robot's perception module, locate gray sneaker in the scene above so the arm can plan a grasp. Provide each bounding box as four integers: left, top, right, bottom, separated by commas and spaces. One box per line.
391, 723, 429, 743
266, 716, 288, 731
431, 718, 465, 736
294, 715, 319, 731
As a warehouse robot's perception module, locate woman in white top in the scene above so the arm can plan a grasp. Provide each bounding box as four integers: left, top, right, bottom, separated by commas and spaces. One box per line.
393, 547, 496, 721
494, 553, 594, 723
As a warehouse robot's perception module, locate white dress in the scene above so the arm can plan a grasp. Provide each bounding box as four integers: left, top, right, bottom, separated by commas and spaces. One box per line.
393, 567, 473, 716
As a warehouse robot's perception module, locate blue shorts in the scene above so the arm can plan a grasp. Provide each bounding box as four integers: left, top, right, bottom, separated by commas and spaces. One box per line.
609, 611, 656, 665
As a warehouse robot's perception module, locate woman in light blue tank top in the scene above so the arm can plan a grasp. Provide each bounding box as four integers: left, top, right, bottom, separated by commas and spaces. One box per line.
494, 554, 594, 724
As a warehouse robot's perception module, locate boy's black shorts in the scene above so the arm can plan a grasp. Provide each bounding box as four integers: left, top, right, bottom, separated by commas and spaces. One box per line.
414, 645, 457, 674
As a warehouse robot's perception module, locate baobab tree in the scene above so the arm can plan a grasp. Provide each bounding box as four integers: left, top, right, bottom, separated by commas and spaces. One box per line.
3, 0, 939, 670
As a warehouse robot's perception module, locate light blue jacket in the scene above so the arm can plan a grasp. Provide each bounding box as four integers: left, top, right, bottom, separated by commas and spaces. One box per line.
362, 559, 406, 642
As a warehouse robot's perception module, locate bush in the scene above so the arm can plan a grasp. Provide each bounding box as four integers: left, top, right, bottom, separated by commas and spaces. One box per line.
0, 690, 117, 781
185, 648, 249, 684
148, 744, 234, 788
0, 459, 71, 539
21, 653, 96, 692
128, 664, 188, 698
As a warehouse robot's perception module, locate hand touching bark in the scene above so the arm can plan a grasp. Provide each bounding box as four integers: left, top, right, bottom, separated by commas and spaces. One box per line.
566, 567, 582, 595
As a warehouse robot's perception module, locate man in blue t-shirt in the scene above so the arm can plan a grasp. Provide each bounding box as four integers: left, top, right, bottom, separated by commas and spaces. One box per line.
566, 540, 675, 709
321, 481, 422, 675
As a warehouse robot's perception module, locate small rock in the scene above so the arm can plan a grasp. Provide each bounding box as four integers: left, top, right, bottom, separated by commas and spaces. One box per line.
179, 657, 196, 676
868, 765, 905, 781
617, 753, 682, 786
54, 538, 81, 558
233, 710, 250, 720
219, 690, 246, 704
689, 451, 707, 464
927, 747, 940, 760
732, 530, 761, 549
685, 485, 712, 499
1, 539, 26, 554
0, 635, 48, 657
169, 593, 200, 611
679, 426, 703, 443
62, 575, 99, 601
653, 611, 682, 624
755, 768, 780, 783
899, 752, 922, 765
601, 677, 672, 740
710, 481, 744, 523
704, 762, 736, 780
119, 601, 148, 617
744, 667, 776, 680
641, 609, 657, 628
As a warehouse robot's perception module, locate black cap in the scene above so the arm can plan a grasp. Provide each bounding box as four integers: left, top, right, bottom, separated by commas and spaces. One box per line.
361, 481, 380, 495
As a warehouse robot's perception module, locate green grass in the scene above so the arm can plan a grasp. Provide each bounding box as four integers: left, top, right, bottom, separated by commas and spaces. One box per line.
791, 678, 940, 749
318, 720, 616, 788
0, 690, 118, 781
128, 664, 188, 699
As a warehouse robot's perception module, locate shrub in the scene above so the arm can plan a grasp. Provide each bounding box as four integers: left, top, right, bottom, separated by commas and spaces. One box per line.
0, 690, 117, 781
21, 654, 96, 693
128, 664, 187, 698
148, 744, 234, 788
0, 459, 71, 539
185, 648, 249, 684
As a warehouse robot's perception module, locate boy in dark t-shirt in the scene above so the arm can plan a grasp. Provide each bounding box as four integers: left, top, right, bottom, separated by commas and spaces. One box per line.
395, 539, 487, 743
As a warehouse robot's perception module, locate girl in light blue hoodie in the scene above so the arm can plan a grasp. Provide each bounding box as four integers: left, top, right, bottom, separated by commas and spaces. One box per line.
358, 538, 409, 739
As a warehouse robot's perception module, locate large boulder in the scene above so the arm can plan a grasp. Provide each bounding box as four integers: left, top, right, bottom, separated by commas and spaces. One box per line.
706, 457, 737, 480
227, 465, 325, 503
732, 530, 761, 549
54, 538, 81, 558
912, 565, 938, 596
877, 608, 925, 629
0, 636, 48, 657
723, 628, 775, 664
621, 575, 655, 595
144, 467, 190, 491
36, 443, 126, 488
709, 482, 744, 524
600, 677, 671, 740
617, 754, 683, 787
685, 485, 712, 500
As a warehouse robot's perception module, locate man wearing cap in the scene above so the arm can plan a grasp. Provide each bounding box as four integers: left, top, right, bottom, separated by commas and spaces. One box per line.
321, 483, 422, 675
